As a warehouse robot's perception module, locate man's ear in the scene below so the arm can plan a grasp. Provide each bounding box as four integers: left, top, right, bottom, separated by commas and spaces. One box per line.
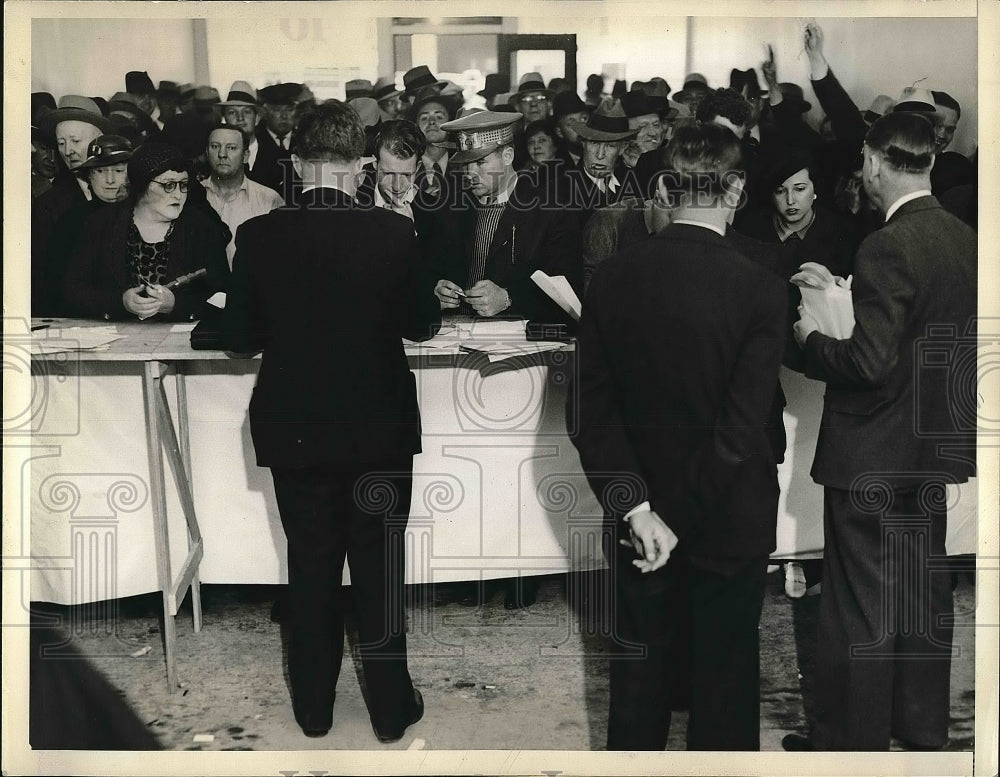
501, 145, 516, 166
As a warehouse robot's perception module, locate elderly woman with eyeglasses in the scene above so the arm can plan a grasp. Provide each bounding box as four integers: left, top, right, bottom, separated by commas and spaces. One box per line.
63, 142, 229, 321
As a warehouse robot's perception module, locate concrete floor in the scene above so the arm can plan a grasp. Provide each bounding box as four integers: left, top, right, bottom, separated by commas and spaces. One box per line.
29, 568, 976, 754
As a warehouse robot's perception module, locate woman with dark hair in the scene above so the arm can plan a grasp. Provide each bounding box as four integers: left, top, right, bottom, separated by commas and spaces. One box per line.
62, 142, 229, 321
521, 118, 564, 171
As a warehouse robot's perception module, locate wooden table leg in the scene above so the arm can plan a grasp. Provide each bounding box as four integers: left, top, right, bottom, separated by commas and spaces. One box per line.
142, 360, 178, 689
175, 368, 202, 634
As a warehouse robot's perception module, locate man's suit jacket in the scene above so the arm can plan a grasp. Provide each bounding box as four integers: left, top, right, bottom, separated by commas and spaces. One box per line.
803, 195, 977, 490
428, 174, 582, 325
32, 172, 89, 315
573, 223, 787, 564
250, 124, 295, 202
222, 186, 441, 469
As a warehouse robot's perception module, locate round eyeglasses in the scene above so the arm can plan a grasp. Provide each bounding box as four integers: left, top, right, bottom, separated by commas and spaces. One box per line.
151, 179, 190, 194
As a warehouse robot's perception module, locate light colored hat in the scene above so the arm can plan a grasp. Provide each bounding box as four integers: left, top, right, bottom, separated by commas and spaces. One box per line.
39, 95, 111, 135
864, 94, 896, 122
893, 86, 935, 113
508, 72, 554, 107
220, 81, 258, 108
348, 97, 382, 129
345, 79, 374, 99
441, 110, 523, 163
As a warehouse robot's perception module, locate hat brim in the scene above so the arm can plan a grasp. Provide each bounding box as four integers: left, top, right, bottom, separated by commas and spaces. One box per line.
406, 92, 461, 122
576, 126, 637, 142
673, 87, 710, 103
893, 100, 936, 114
40, 109, 110, 135
376, 89, 404, 103
451, 144, 501, 164
403, 80, 449, 100
219, 99, 258, 109
78, 150, 134, 170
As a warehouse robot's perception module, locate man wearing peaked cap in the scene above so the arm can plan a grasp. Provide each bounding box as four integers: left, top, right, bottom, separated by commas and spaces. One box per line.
428, 109, 583, 334
508, 72, 554, 123
565, 99, 637, 223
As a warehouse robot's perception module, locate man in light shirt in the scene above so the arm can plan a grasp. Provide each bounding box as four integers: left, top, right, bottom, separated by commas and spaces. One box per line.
201, 124, 284, 267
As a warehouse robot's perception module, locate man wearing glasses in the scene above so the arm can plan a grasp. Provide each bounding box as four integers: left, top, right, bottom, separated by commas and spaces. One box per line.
508, 72, 554, 123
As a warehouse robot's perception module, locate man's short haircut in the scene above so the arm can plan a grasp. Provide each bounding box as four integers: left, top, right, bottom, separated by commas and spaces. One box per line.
374, 119, 427, 162
291, 101, 364, 163
695, 88, 752, 130
865, 112, 935, 174
931, 90, 961, 119
662, 121, 744, 199
207, 122, 249, 151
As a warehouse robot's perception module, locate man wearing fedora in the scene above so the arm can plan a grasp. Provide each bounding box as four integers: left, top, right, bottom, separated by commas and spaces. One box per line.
32, 95, 111, 314
565, 100, 637, 225
620, 91, 676, 171
673, 73, 712, 116
552, 91, 591, 167
477, 73, 510, 110
154, 81, 182, 131
219, 81, 263, 178
125, 70, 157, 117
509, 72, 554, 123
372, 77, 405, 121
429, 109, 582, 325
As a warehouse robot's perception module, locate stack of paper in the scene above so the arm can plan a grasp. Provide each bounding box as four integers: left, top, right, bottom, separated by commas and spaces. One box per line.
791, 262, 855, 340
31, 326, 125, 355
459, 340, 567, 363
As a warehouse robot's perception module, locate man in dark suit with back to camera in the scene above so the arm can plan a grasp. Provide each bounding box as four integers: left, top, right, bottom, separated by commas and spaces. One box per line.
222, 101, 440, 743
785, 112, 976, 752
572, 122, 787, 751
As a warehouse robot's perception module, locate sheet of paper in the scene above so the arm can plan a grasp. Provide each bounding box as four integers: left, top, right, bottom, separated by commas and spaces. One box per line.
170, 323, 198, 332
31, 327, 126, 354
530, 270, 582, 323
207, 292, 227, 309
800, 285, 855, 340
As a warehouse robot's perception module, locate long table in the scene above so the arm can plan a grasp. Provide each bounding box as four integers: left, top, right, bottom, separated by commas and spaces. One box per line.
24, 318, 978, 686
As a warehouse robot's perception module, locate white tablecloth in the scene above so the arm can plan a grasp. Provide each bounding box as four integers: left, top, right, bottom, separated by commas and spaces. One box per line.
26, 359, 977, 605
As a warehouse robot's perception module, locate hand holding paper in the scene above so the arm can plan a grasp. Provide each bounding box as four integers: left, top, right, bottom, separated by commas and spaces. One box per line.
790, 261, 855, 341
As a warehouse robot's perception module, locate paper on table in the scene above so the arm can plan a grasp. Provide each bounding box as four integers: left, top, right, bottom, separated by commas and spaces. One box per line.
170, 323, 198, 332
459, 340, 567, 362
531, 270, 582, 322
31, 326, 125, 354
466, 319, 527, 338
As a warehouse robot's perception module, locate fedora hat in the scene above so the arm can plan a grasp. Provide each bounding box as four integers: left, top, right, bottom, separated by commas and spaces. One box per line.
107, 94, 158, 134
39, 95, 111, 136
477, 73, 510, 101
441, 109, 522, 164
220, 81, 258, 108
673, 73, 711, 103
508, 72, 554, 106
125, 70, 156, 95
258, 82, 300, 106
402, 65, 448, 98
777, 82, 812, 113
157, 80, 181, 98
575, 100, 637, 142
864, 94, 896, 123
620, 91, 676, 121
730, 68, 765, 100
77, 134, 135, 170
193, 86, 222, 106
893, 86, 936, 113
372, 76, 403, 103
349, 97, 382, 129
553, 91, 589, 119
345, 79, 374, 100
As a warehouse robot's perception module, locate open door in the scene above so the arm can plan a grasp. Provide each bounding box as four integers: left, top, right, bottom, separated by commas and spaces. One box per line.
498, 33, 577, 90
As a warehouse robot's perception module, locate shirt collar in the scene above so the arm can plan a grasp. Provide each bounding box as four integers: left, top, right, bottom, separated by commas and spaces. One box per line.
885, 189, 932, 222
203, 175, 249, 194
267, 128, 290, 148
478, 173, 518, 206
373, 180, 416, 210
422, 151, 448, 172
584, 168, 620, 193
671, 218, 726, 237
773, 208, 816, 242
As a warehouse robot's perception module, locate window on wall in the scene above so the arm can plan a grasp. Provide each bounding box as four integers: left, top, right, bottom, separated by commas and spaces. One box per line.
390, 17, 505, 107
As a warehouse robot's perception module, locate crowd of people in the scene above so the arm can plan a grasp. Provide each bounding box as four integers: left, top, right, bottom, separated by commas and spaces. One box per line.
29, 21, 977, 752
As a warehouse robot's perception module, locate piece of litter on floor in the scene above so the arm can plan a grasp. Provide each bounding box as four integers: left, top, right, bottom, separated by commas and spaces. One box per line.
408, 738, 425, 750
254, 714, 263, 720
192, 734, 214, 743
484, 685, 497, 690
130, 646, 152, 657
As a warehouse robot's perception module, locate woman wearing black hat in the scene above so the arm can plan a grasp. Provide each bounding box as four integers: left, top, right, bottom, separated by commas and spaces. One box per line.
62, 142, 229, 321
